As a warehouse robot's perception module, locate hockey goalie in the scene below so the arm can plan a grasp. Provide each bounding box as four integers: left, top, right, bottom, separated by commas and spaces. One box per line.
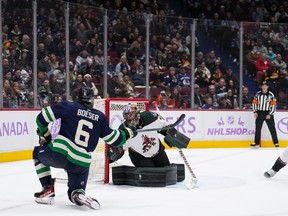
107, 104, 190, 187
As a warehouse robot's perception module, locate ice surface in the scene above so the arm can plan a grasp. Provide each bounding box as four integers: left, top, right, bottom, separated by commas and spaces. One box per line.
1, 148, 288, 216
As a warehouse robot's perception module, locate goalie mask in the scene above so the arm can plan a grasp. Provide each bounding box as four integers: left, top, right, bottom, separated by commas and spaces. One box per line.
123, 104, 140, 126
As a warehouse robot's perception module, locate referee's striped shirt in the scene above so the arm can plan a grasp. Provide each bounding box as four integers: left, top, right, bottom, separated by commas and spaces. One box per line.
252, 90, 277, 115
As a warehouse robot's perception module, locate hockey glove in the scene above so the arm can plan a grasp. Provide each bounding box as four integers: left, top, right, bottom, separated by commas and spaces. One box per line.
36, 128, 52, 146
107, 146, 125, 163
158, 124, 173, 136
164, 128, 190, 149
123, 126, 137, 141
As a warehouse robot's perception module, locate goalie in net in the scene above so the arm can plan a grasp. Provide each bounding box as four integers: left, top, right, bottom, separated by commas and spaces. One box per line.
107, 104, 190, 186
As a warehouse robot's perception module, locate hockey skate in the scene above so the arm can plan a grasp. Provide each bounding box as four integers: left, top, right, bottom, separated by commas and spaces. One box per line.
71, 189, 101, 210
34, 178, 55, 205
264, 169, 277, 178
250, 143, 260, 149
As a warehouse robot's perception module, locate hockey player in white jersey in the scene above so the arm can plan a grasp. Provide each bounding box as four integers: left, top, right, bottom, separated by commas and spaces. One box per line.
264, 147, 288, 178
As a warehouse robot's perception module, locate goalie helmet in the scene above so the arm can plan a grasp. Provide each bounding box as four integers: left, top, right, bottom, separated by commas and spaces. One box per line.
77, 86, 94, 107
123, 104, 140, 123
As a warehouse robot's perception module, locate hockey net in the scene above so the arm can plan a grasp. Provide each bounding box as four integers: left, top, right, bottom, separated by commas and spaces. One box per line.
53, 98, 149, 184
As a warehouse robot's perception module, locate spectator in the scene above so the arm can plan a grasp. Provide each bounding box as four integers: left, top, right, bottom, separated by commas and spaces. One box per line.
149, 65, 166, 88
171, 87, 184, 109
3, 79, 12, 108
38, 79, 52, 107
3, 58, 14, 75
164, 67, 178, 88
266, 46, 277, 61
215, 78, 227, 96
106, 56, 116, 78
177, 66, 191, 87
242, 86, 253, 109
107, 74, 127, 98
120, 74, 139, 98
195, 64, 210, 88
17, 49, 32, 72
205, 50, 217, 70
205, 84, 219, 108
73, 21, 92, 45
115, 55, 131, 76
209, 57, 226, 75
82, 74, 98, 97
38, 54, 52, 75
53, 62, 66, 86
226, 88, 238, 109
49, 53, 60, 72
223, 66, 239, 90
94, 48, 105, 74
194, 84, 204, 109
155, 50, 166, 70
49, 74, 64, 96
273, 54, 287, 77
117, 37, 130, 56
255, 53, 271, 84
245, 45, 262, 77
217, 96, 233, 109
75, 49, 93, 76
210, 68, 223, 85
202, 96, 217, 109
37, 71, 48, 89
4, 71, 13, 82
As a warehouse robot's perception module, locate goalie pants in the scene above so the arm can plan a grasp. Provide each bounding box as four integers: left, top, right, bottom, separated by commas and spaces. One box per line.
33, 145, 89, 201
128, 143, 170, 167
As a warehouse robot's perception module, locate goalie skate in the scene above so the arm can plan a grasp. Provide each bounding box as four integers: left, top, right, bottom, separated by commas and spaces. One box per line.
34, 179, 55, 205
72, 189, 101, 210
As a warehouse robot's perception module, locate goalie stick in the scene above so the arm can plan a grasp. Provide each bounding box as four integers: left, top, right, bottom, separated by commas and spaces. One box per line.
153, 105, 198, 189
136, 113, 185, 132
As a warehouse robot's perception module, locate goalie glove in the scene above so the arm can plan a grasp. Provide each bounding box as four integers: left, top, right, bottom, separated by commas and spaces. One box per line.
107, 146, 125, 163
123, 126, 137, 141
36, 128, 52, 146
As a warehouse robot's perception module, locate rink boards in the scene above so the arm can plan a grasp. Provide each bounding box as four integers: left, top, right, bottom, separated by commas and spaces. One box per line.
1, 109, 288, 162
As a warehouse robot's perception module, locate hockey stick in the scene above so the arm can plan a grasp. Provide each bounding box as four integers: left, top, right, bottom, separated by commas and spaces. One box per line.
136, 113, 185, 132
177, 148, 198, 189
153, 105, 197, 189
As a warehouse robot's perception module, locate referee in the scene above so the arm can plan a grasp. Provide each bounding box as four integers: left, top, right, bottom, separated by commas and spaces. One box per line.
250, 81, 279, 148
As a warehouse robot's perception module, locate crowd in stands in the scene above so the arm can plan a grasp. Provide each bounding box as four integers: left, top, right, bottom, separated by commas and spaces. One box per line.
2, 0, 288, 109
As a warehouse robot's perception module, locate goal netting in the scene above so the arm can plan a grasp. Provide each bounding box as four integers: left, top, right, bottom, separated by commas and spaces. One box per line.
52, 98, 149, 183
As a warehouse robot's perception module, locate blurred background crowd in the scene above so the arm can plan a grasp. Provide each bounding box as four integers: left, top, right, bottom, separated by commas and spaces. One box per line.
2, 0, 288, 110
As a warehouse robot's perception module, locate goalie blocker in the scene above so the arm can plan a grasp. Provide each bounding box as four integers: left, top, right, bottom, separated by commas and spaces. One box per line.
112, 164, 185, 187
164, 128, 190, 149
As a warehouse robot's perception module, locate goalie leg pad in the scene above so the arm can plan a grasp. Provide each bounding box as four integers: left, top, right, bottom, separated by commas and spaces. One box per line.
173, 163, 185, 182
112, 165, 178, 187
164, 128, 190, 148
